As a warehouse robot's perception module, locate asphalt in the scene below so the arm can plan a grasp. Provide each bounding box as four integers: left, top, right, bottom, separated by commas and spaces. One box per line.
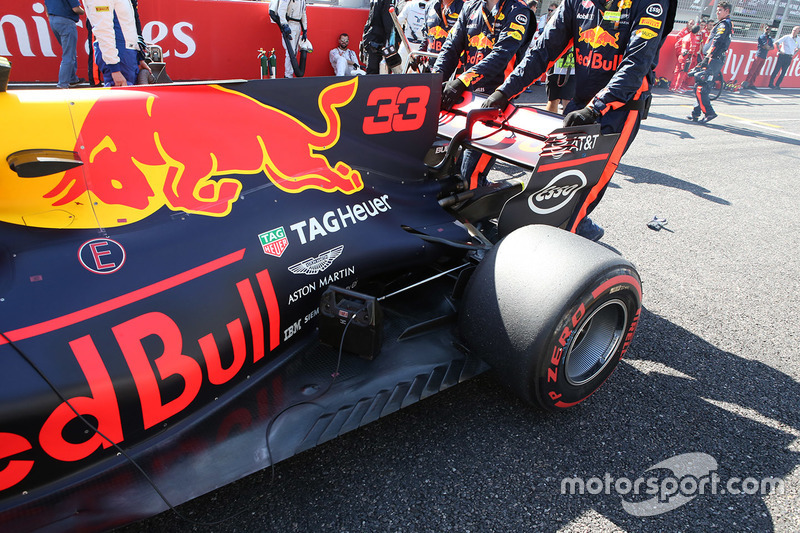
118, 83, 800, 532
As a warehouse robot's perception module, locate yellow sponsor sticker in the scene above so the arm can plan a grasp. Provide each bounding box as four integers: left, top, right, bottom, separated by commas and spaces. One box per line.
618, 0, 632, 9
510, 22, 526, 32
603, 11, 621, 22
508, 30, 523, 41
639, 17, 662, 29
635, 28, 658, 40
95, 6, 110, 11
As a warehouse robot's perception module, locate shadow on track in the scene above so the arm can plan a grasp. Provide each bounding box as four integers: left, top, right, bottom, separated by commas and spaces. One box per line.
126, 307, 799, 532
611, 163, 730, 206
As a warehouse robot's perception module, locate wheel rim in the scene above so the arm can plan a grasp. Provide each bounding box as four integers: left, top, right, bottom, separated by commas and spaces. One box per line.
563, 299, 628, 386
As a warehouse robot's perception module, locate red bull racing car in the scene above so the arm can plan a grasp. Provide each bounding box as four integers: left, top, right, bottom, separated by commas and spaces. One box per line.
0, 57, 641, 531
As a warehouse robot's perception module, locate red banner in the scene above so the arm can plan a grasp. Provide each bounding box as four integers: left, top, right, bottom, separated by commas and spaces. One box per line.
657, 34, 800, 89
2, 0, 367, 82
2, 1, 798, 87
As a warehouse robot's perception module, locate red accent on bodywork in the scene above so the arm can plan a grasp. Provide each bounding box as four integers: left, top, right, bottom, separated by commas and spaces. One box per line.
39, 335, 124, 461
256, 269, 281, 351
0, 249, 245, 346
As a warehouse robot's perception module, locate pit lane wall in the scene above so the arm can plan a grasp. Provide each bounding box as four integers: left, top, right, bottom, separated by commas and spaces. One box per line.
1, 0, 368, 82
2, 0, 799, 88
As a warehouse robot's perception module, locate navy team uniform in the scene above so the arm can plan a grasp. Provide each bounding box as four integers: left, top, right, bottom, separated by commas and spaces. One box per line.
496, 0, 674, 234
421, 0, 464, 53
433, 0, 530, 94
689, 14, 732, 121
432, 0, 530, 188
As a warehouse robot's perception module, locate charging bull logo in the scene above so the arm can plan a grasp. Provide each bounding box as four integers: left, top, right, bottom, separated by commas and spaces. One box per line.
578, 26, 619, 49
44, 78, 363, 227
428, 26, 450, 41
468, 32, 494, 50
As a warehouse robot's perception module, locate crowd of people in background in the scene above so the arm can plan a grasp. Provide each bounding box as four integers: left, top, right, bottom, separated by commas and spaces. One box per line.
42, 0, 799, 98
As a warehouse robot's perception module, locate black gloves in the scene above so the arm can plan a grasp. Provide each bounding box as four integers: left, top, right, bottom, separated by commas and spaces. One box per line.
564, 106, 601, 127
302, 29, 308, 40
281, 24, 292, 37
699, 57, 709, 68
441, 79, 467, 111
482, 90, 509, 110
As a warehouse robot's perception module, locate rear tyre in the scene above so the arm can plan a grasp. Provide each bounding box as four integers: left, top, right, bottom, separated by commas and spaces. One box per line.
459, 225, 642, 410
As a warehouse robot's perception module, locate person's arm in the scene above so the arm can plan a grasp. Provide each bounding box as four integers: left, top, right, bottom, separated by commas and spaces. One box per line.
498, 0, 573, 99
71, 0, 85, 16
455, 1, 529, 90
587, 0, 671, 116
431, 4, 469, 79
83, 0, 121, 69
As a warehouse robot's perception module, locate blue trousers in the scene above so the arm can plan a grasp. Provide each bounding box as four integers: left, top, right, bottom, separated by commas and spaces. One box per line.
48, 14, 79, 88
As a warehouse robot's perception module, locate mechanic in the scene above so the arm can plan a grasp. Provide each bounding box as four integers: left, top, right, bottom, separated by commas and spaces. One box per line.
272, 0, 309, 78
768, 25, 800, 89
330, 33, 365, 76
516, 0, 539, 67
742, 24, 773, 89
670, 24, 700, 92
687, 2, 731, 124
481, 0, 675, 241
83, 0, 145, 86
362, 0, 397, 74
45, 0, 85, 89
420, 0, 464, 55
431, 0, 530, 189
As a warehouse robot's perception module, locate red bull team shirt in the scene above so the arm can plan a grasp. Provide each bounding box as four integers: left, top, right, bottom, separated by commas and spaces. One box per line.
432, 0, 531, 92
499, 0, 672, 115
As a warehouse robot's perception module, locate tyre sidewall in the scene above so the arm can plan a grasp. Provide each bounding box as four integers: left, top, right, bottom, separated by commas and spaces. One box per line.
535, 266, 641, 410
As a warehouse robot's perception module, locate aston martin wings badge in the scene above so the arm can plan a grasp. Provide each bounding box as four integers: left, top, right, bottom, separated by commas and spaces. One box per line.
288, 245, 344, 275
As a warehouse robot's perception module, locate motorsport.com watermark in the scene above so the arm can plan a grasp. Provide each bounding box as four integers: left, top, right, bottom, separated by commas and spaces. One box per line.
560, 453, 785, 516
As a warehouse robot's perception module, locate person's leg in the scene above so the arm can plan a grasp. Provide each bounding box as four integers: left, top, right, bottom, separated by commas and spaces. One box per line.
460, 149, 495, 189
334, 55, 348, 76
769, 59, 781, 87
775, 55, 790, 87
49, 15, 77, 88
366, 46, 382, 74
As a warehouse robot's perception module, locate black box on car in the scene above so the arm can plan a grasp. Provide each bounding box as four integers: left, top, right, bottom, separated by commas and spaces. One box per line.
319, 286, 383, 359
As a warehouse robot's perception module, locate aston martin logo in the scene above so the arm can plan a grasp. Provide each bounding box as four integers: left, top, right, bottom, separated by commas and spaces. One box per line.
288, 245, 344, 275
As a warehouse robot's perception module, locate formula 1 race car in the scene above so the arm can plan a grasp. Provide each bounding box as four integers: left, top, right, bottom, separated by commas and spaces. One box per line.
0, 57, 641, 531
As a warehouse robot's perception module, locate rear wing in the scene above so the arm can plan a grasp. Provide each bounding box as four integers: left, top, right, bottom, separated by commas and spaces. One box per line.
437, 92, 623, 237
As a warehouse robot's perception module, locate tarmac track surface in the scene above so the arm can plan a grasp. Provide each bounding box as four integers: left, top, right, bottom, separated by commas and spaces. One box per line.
118, 85, 800, 533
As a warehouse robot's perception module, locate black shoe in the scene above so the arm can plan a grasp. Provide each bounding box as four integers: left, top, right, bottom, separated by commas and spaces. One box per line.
686, 114, 699, 122
69, 77, 87, 87
774, 85, 781, 90
768, 84, 775, 89
576, 217, 604, 242
700, 113, 717, 124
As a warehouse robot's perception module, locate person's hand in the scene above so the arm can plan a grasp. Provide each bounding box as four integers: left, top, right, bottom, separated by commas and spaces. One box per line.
699, 57, 709, 68
111, 71, 126, 87
139, 60, 151, 72
281, 24, 292, 37
302, 29, 308, 40
441, 79, 467, 110
563, 105, 600, 127
482, 90, 509, 110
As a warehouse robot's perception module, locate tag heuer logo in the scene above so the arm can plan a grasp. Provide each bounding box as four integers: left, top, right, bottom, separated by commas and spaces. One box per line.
259, 226, 289, 257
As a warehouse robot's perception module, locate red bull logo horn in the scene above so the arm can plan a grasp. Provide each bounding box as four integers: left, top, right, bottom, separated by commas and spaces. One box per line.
45, 78, 363, 227
578, 26, 620, 49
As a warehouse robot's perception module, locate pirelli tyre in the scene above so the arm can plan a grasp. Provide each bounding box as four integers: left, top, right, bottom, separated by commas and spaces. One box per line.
459, 225, 642, 411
